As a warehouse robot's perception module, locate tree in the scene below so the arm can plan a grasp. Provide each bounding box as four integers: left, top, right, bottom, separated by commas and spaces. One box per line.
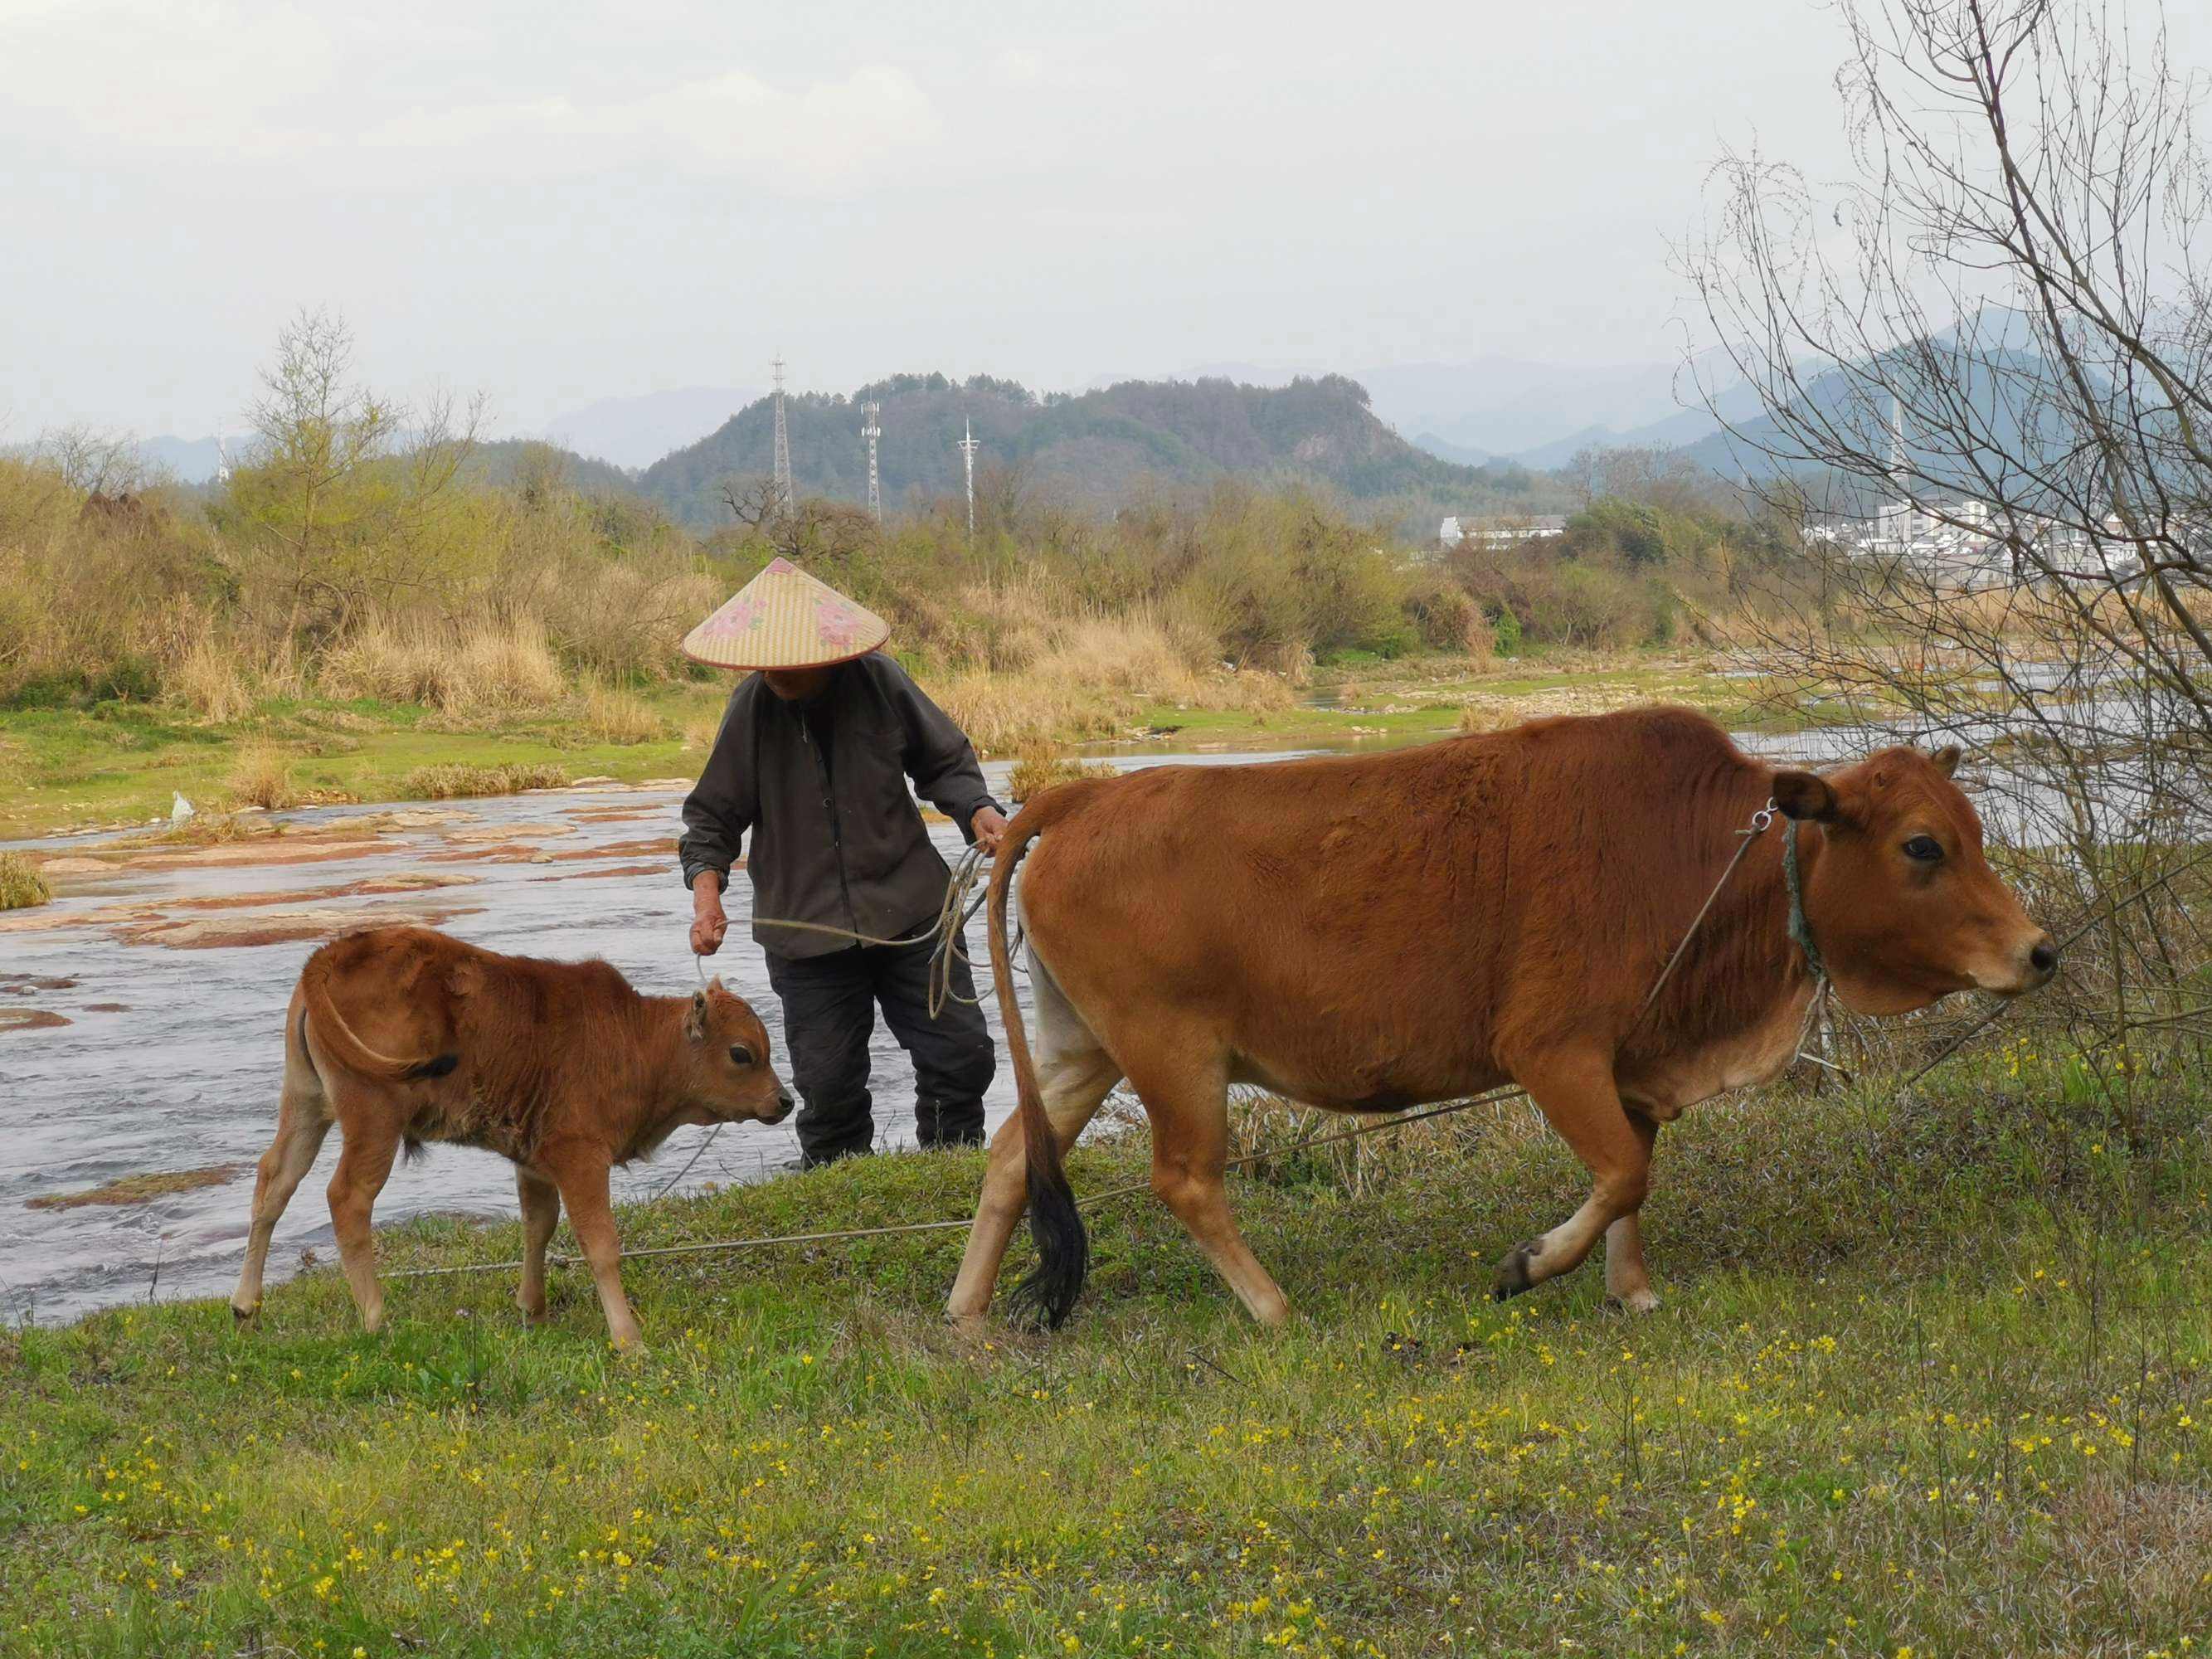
1685, 0, 2212, 1065
229, 308, 483, 627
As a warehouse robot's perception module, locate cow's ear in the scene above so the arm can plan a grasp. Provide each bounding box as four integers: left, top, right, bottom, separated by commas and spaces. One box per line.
686, 988, 710, 1043
1772, 769, 1840, 823
1930, 745, 1962, 777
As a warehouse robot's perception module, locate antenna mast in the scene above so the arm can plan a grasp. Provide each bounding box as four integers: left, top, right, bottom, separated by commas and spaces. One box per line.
861, 401, 882, 522
771, 355, 795, 513
957, 418, 980, 538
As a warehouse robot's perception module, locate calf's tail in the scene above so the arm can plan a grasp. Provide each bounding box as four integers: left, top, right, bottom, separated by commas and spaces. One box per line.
990, 796, 1088, 1329
299, 952, 458, 1084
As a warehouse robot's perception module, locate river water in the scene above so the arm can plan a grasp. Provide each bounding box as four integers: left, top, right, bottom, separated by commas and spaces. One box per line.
0, 751, 1324, 1325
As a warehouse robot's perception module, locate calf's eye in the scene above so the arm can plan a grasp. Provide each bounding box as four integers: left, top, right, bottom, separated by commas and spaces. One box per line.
1903, 835, 1943, 863
729, 1043, 756, 1067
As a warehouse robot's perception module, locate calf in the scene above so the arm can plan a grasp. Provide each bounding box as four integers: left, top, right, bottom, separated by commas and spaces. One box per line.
231, 925, 793, 1347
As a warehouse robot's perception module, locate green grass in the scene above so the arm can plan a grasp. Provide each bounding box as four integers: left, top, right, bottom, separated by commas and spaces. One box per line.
6, 1052, 2211, 1656
0, 685, 731, 839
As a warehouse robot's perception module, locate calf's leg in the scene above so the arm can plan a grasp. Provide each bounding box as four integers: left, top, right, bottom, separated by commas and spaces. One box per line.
542, 1144, 640, 1350
231, 1061, 332, 1319
515, 1169, 562, 1325
1495, 1053, 1653, 1302
326, 1117, 401, 1334
946, 966, 1120, 1331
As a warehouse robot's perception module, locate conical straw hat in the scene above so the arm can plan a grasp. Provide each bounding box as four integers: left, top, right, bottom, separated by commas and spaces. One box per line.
681, 557, 892, 670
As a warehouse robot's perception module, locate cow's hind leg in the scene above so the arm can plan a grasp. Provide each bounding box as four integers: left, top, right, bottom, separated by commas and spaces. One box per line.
1602, 1113, 1663, 1314
1132, 1054, 1289, 1326
1495, 1053, 1653, 1303
946, 960, 1120, 1333
515, 1169, 562, 1325
231, 1038, 333, 1320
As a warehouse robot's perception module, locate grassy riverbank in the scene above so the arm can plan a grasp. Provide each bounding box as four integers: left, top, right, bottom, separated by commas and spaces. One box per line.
0, 649, 1799, 840
5, 1050, 2209, 1657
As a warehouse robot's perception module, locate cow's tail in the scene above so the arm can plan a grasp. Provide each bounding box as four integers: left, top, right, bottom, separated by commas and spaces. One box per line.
299, 952, 458, 1085
991, 795, 1089, 1330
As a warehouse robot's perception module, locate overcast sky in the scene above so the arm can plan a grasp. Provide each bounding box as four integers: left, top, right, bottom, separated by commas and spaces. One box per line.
1, 0, 2122, 439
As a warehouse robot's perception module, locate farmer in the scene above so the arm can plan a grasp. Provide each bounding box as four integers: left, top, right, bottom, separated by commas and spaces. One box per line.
678, 558, 1009, 1168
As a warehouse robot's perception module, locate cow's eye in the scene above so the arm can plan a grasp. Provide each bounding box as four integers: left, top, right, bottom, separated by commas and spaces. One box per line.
1903, 835, 1943, 863
729, 1043, 756, 1068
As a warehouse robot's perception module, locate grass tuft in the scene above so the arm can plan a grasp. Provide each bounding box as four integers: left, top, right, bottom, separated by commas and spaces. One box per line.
0, 851, 50, 909
399, 760, 571, 800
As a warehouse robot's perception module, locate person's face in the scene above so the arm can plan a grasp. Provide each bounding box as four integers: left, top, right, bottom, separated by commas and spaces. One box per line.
762, 667, 832, 701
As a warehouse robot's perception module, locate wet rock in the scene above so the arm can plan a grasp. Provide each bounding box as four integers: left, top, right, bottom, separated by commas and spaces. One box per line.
0, 1009, 70, 1034
27, 1165, 239, 1209
117, 903, 484, 950
0, 975, 77, 995
443, 823, 576, 843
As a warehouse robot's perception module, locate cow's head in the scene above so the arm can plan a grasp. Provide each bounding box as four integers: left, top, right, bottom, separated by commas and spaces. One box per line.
1772, 745, 2055, 1015
680, 980, 796, 1124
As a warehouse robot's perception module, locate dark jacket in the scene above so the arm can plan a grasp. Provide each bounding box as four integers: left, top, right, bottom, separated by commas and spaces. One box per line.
678, 654, 1002, 961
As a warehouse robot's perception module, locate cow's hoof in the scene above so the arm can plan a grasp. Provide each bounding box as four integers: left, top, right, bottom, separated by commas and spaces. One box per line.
1492, 1241, 1539, 1301
944, 1311, 989, 1341
1611, 1287, 1662, 1316
230, 1301, 257, 1324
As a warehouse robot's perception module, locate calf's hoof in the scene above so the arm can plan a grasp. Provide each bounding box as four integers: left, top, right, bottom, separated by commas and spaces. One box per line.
944, 1310, 989, 1341
1492, 1240, 1539, 1301
1611, 1287, 1662, 1316
230, 1300, 258, 1324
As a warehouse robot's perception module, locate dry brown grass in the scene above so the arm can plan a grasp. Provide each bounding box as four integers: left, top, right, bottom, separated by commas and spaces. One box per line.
400, 761, 571, 800
931, 612, 1294, 754
223, 739, 299, 810
1005, 747, 1116, 802
576, 682, 672, 746
321, 615, 565, 714
0, 852, 51, 910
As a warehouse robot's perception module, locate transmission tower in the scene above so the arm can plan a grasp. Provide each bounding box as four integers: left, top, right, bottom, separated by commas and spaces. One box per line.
957, 418, 980, 538
861, 401, 882, 522
771, 354, 794, 513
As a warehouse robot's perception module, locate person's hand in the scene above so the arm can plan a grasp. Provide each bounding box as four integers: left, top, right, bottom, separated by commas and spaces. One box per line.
690, 873, 729, 957
971, 805, 1010, 857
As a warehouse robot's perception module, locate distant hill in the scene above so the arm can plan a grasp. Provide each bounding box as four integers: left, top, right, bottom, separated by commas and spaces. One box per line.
467, 439, 640, 499
542, 387, 760, 470
637, 372, 1548, 528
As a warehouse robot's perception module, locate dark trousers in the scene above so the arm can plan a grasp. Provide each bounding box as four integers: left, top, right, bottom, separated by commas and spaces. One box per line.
765, 932, 994, 1167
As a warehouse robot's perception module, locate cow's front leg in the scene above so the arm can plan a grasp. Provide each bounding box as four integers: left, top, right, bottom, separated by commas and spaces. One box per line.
1599, 1109, 1663, 1311
1495, 1054, 1654, 1303
542, 1144, 641, 1350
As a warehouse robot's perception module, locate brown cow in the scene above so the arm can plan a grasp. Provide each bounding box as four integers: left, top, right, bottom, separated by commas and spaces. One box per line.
947, 707, 2054, 1331
230, 926, 794, 1348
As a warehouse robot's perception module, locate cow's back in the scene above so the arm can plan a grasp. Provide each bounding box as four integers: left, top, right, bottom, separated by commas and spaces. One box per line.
1016, 709, 1770, 1106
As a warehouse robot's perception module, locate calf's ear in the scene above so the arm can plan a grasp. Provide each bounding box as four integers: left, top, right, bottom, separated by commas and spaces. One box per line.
1930, 745, 1962, 777
686, 988, 710, 1043
1772, 769, 1840, 822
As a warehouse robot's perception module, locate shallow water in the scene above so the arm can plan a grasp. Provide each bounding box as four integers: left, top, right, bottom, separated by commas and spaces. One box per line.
0, 750, 1315, 1324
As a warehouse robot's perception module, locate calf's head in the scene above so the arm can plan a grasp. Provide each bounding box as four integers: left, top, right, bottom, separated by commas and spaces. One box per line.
677, 981, 795, 1124
1772, 745, 2055, 1016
